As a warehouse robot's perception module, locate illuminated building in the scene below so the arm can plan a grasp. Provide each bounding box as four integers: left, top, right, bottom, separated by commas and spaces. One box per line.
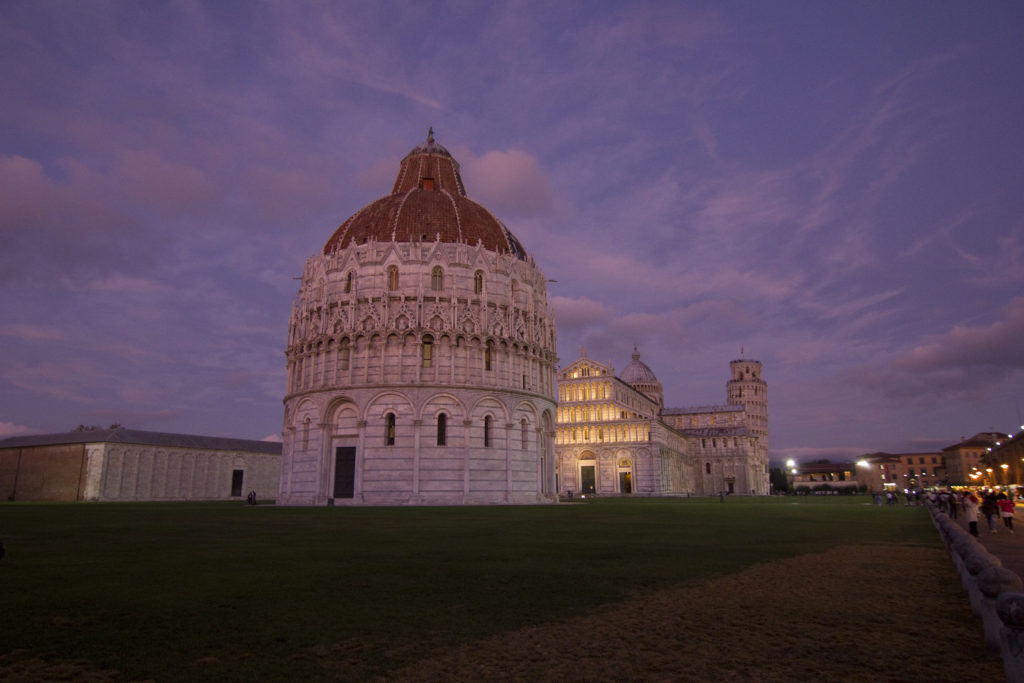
555, 348, 769, 496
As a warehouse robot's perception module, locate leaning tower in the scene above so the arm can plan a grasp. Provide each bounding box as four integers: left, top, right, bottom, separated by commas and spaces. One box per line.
726, 358, 768, 455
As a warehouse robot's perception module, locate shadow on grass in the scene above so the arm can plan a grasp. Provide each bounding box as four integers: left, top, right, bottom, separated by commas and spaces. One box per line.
1, 497, 946, 681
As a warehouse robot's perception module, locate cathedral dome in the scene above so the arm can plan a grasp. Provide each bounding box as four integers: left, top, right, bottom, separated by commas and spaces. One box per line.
323, 129, 527, 259
620, 347, 659, 385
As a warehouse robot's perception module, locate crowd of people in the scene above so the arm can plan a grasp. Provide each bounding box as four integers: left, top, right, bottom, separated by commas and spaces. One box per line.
871, 487, 1020, 537
934, 488, 1019, 536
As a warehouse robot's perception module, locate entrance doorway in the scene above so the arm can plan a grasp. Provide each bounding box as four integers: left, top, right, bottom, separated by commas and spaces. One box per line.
580, 465, 596, 494
617, 458, 633, 494
333, 447, 356, 498
230, 469, 244, 497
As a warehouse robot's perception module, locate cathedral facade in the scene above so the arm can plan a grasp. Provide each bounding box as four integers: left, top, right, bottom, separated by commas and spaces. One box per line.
278, 132, 559, 505
555, 349, 769, 497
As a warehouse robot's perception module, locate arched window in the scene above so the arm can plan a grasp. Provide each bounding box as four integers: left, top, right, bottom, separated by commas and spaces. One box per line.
521, 419, 528, 450
344, 271, 353, 293
437, 413, 447, 446
485, 342, 492, 371
387, 266, 399, 291
302, 416, 311, 449
705, 462, 712, 474
386, 413, 396, 445
484, 416, 492, 447
339, 339, 350, 370
431, 266, 444, 291
422, 335, 433, 368
473, 270, 484, 294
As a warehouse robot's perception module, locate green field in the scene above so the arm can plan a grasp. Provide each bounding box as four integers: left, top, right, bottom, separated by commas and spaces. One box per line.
0, 497, 994, 681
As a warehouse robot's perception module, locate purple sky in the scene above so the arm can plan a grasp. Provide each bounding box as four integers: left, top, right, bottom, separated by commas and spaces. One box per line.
2, 2, 1023, 463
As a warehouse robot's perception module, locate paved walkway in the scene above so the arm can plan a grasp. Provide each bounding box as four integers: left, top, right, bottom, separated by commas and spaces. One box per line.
950, 510, 1024, 582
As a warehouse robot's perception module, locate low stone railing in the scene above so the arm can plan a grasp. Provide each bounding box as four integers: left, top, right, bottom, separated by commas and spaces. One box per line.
927, 502, 1024, 682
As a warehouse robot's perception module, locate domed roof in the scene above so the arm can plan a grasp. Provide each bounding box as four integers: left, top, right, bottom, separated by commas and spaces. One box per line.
620, 347, 659, 385
323, 129, 527, 260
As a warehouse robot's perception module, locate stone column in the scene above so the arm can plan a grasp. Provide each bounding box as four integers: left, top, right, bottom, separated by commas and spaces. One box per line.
356, 420, 367, 503
462, 419, 473, 500
412, 419, 422, 496
505, 422, 514, 501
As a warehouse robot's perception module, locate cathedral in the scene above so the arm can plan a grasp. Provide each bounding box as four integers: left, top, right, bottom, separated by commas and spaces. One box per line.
555, 349, 769, 497
277, 131, 559, 505
277, 131, 768, 505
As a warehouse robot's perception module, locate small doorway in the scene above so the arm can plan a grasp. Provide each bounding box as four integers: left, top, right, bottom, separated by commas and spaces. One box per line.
230, 469, 244, 497
580, 465, 596, 494
334, 447, 356, 499
617, 458, 633, 494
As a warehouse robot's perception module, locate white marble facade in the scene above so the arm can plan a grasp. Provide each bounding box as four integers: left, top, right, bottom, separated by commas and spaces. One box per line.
278, 133, 559, 505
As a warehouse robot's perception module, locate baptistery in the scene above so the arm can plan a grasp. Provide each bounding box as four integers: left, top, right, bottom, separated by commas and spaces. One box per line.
278, 131, 559, 505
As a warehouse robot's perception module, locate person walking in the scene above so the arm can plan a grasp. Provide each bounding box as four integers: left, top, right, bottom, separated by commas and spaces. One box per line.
981, 491, 1000, 533
997, 493, 1015, 533
963, 491, 981, 537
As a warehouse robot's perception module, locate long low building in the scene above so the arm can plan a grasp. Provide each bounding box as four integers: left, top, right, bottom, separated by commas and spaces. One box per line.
0, 428, 281, 502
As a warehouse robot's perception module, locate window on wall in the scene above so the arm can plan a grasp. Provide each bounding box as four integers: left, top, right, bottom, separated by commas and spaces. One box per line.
484, 416, 492, 447
485, 343, 492, 371
706, 462, 712, 474
521, 419, 528, 450
431, 266, 444, 291
422, 335, 433, 368
474, 270, 484, 294
386, 413, 396, 445
437, 413, 447, 446
344, 272, 353, 293
339, 340, 350, 370
387, 266, 399, 291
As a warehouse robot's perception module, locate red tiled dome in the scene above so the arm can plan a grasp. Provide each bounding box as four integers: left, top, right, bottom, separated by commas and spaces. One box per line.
323, 130, 527, 259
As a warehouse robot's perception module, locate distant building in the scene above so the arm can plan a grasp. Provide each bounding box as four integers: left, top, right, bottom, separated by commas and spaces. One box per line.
789, 461, 862, 491
555, 348, 769, 496
855, 451, 945, 491
979, 430, 1023, 489
942, 432, 1007, 485
277, 131, 558, 505
0, 428, 280, 502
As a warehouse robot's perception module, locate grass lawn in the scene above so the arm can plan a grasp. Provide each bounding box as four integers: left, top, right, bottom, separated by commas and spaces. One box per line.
0, 496, 1001, 681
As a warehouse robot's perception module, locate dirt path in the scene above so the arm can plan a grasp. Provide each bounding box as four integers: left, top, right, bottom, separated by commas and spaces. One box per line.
387, 544, 1001, 682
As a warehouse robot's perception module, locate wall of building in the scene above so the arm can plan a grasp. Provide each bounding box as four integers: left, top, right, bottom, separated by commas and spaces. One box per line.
280, 238, 559, 506
1, 443, 280, 502
0, 444, 87, 501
